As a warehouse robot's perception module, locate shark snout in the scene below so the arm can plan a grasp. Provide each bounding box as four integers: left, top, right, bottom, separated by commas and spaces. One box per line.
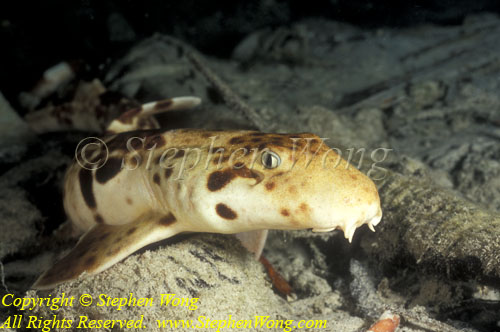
309, 170, 382, 242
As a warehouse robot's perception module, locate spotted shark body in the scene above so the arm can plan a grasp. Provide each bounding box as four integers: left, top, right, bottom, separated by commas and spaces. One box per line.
33, 96, 382, 290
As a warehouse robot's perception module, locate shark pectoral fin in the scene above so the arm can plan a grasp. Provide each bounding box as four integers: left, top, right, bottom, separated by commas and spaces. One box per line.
234, 229, 268, 259
32, 212, 181, 290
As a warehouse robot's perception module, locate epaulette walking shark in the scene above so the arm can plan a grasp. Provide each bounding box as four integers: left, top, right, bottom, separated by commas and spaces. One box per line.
33, 96, 382, 289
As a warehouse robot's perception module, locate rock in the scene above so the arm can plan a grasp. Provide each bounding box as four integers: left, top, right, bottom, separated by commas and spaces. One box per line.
0, 148, 70, 261
0, 187, 40, 261
291, 105, 389, 149
362, 165, 500, 280
0, 92, 35, 163
407, 81, 447, 109
231, 26, 308, 65
0, 144, 71, 292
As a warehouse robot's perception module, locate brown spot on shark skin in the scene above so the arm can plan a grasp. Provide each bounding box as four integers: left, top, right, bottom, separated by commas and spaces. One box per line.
126, 197, 133, 205
118, 107, 141, 124
210, 146, 226, 152
153, 173, 161, 185
84, 256, 97, 268
271, 138, 286, 147
233, 162, 245, 169
97, 232, 109, 241
233, 167, 263, 182
165, 168, 173, 179
107, 247, 120, 257
271, 171, 285, 178
290, 139, 305, 149
299, 203, 310, 213
95, 214, 104, 224
107, 136, 137, 153
159, 213, 176, 226
265, 182, 275, 191
79, 168, 96, 209
212, 156, 224, 165
137, 117, 150, 129
350, 174, 358, 180
207, 170, 234, 191
155, 154, 164, 166
105, 129, 163, 153
89, 150, 106, 165
127, 227, 137, 235
216, 203, 237, 220
73, 247, 86, 258
364, 185, 377, 196
145, 135, 167, 149
281, 208, 290, 217
207, 167, 263, 191
155, 99, 173, 110
229, 136, 245, 144
95, 157, 123, 184
173, 149, 185, 158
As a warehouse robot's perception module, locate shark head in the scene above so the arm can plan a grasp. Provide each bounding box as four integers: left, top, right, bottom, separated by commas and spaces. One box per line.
179, 131, 382, 242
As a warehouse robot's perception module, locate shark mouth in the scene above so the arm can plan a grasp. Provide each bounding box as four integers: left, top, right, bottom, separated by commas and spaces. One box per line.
311, 212, 382, 243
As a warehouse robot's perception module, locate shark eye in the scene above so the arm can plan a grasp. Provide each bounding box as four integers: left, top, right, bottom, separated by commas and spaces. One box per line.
261, 151, 281, 169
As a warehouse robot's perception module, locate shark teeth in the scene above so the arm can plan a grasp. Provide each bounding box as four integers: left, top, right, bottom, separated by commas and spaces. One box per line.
344, 223, 357, 243
343, 219, 377, 242
314, 207, 382, 241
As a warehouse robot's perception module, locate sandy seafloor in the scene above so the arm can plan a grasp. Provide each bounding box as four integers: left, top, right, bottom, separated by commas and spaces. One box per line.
1, 12, 500, 332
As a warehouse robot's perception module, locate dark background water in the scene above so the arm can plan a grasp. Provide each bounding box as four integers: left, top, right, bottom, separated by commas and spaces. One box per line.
2, 0, 500, 106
